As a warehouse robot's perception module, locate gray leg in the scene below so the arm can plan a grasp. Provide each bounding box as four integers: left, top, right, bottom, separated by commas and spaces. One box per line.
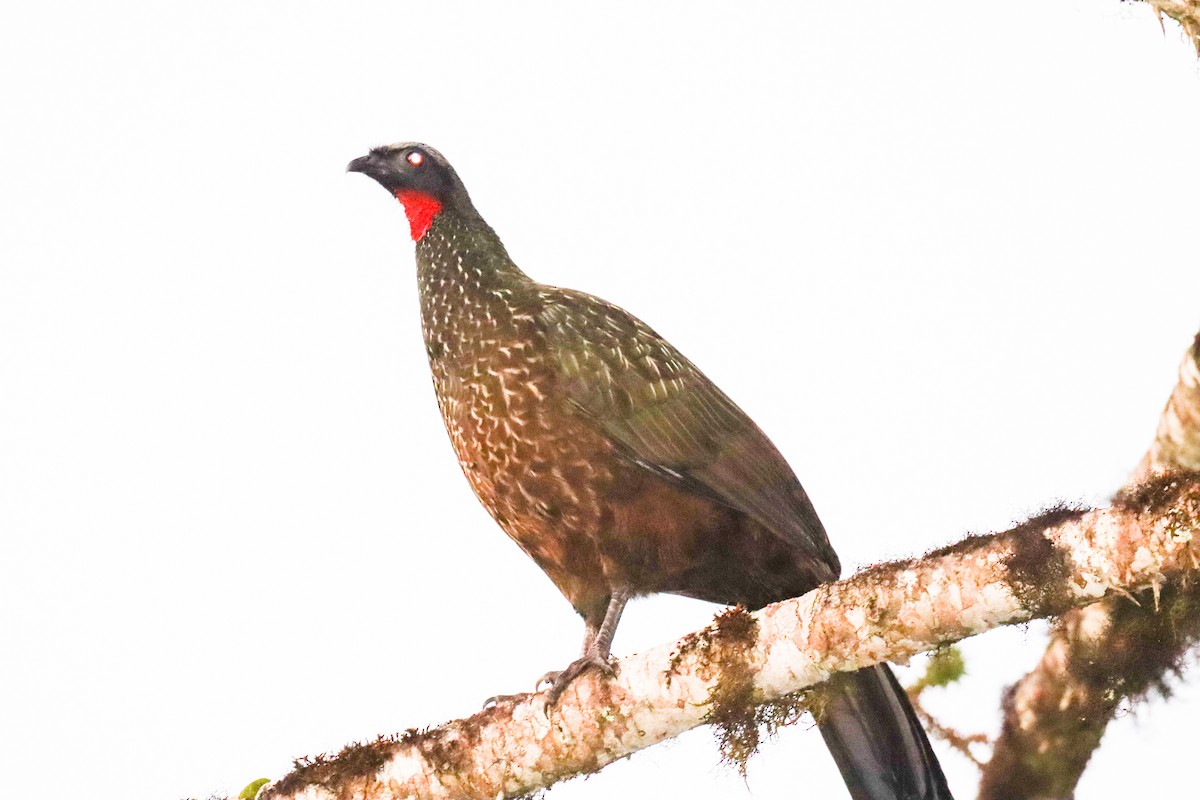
589, 589, 628, 660
542, 590, 630, 708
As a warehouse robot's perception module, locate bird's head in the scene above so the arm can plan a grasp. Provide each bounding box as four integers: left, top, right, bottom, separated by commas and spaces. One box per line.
347, 142, 469, 241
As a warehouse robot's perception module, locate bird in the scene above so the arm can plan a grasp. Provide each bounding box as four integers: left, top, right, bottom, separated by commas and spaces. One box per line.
347, 142, 953, 800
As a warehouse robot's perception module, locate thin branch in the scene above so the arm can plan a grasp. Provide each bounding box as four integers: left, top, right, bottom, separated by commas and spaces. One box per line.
257, 474, 1200, 800
979, 334, 1200, 800
1135, 335, 1200, 481
1138, 0, 1200, 53
905, 648, 989, 767
907, 697, 989, 769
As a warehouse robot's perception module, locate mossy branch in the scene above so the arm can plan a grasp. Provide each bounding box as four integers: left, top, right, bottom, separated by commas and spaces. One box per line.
251, 473, 1200, 800
1138, 0, 1200, 53
979, 334, 1200, 800
906, 647, 989, 767
1135, 334, 1200, 481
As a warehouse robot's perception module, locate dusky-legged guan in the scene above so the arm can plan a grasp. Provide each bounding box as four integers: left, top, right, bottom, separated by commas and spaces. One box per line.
348, 142, 953, 800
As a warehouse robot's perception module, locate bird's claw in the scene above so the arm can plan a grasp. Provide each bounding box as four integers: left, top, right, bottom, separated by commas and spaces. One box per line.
540, 653, 616, 711
481, 693, 524, 709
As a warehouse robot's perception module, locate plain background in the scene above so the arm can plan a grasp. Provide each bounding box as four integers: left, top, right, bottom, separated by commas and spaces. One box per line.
3, 2, 1199, 798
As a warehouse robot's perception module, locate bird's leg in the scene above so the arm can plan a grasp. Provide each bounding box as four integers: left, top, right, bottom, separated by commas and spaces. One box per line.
540, 589, 630, 708
577, 621, 600, 658
483, 593, 629, 710
533, 620, 600, 692
589, 588, 628, 662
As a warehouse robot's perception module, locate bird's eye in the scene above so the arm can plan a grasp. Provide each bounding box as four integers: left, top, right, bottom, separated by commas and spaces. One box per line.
406, 151, 424, 167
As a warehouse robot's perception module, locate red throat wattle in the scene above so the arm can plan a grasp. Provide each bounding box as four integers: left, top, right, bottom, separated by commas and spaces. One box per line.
394, 190, 443, 241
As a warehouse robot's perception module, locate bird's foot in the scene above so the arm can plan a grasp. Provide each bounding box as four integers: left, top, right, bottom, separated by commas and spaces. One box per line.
481, 693, 526, 709
479, 653, 616, 711
538, 652, 616, 710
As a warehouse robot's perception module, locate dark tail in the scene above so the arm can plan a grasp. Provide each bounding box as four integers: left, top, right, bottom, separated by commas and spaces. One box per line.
815, 664, 954, 800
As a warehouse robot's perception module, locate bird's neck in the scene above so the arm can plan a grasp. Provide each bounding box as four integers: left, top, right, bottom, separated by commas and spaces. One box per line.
413, 210, 536, 367
414, 210, 531, 291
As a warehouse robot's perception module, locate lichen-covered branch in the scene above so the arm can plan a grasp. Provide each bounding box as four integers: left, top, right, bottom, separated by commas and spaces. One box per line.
1135, 335, 1200, 480
1139, 0, 1200, 53
257, 474, 1200, 800
979, 334, 1200, 800
905, 648, 988, 766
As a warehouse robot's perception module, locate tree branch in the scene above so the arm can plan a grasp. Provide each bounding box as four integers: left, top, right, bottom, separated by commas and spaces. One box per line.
1138, 0, 1200, 53
1135, 334, 1200, 481
256, 473, 1200, 800
979, 334, 1200, 800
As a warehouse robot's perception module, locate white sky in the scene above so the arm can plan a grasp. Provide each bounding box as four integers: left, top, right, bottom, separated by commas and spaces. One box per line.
2, 3, 1199, 799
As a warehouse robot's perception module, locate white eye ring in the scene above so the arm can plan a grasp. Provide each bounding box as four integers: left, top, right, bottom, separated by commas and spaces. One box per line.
406, 151, 424, 166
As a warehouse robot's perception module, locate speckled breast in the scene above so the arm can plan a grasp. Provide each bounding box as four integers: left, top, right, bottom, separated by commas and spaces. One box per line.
414, 222, 617, 612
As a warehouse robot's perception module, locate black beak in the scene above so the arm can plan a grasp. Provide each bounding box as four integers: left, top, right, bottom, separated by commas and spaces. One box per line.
347, 151, 402, 193
346, 154, 376, 174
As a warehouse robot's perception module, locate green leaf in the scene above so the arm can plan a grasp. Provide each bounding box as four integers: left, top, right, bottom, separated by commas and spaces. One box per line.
238, 778, 270, 799
921, 646, 966, 689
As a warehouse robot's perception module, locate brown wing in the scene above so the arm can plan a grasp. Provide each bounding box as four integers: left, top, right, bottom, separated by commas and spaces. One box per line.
537, 287, 839, 572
